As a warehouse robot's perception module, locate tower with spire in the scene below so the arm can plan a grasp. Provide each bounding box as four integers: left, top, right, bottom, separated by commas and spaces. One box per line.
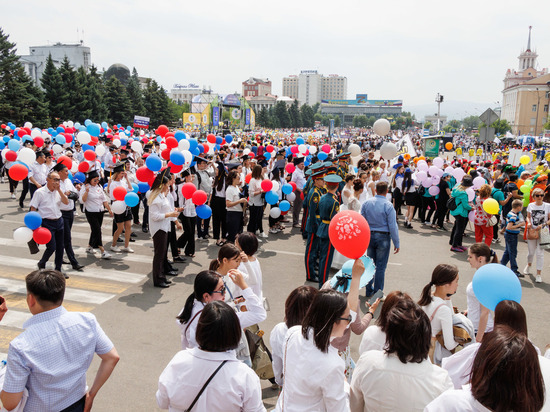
504, 26, 547, 90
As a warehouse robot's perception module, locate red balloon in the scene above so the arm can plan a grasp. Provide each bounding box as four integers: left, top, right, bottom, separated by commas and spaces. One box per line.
78, 162, 90, 173
322, 144, 331, 153
161, 148, 171, 160
57, 155, 72, 170
290, 146, 299, 154
84, 150, 96, 161
248, 152, 255, 159
89, 136, 98, 146
156, 125, 169, 137
5, 150, 17, 162
9, 164, 28, 181
266, 145, 274, 153
207, 134, 216, 144
34, 137, 44, 147
167, 161, 183, 174
165, 132, 175, 138
261, 179, 273, 192
289, 181, 297, 191
33, 227, 52, 245
63, 133, 73, 143
0, 124, 5, 129
245, 173, 252, 184
201, 144, 209, 153
165, 137, 178, 149
328, 211, 371, 259
286, 163, 296, 174
136, 166, 155, 182
22, 127, 32, 136
181, 182, 196, 200
192, 190, 207, 206
113, 186, 127, 201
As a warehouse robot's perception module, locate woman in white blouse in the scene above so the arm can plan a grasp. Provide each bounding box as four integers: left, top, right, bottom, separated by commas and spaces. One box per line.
158, 301, 266, 412
225, 170, 247, 243
108, 164, 134, 253
418, 264, 460, 365
79, 170, 113, 259
148, 169, 181, 288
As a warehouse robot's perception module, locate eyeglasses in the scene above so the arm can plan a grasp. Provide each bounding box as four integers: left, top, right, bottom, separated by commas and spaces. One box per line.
534, 194, 544, 198
211, 286, 226, 295
338, 315, 353, 323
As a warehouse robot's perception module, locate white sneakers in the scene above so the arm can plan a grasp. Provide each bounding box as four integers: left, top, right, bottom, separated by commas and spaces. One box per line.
524, 265, 531, 275
86, 247, 95, 254
110, 245, 121, 252
10, 193, 15, 199
121, 247, 134, 253
536, 275, 542, 283
259, 232, 268, 238
101, 251, 112, 259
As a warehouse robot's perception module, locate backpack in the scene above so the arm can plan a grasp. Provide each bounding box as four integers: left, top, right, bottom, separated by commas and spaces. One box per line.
416, 185, 426, 196
446, 196, 458, 211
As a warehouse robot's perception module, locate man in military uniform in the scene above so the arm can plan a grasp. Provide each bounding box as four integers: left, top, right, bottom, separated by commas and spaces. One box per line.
316, 174, 342, 289
301, 162, 324, 239
337, 152, 350, 192
304, 170, 326, 282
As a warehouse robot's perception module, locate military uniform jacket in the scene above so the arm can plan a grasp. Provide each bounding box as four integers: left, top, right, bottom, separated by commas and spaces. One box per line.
305, 186, 323, 234
316, 192, 340, 239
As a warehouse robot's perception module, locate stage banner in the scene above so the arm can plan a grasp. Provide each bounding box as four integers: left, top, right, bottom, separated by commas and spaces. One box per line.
212, 107, 220, 127
245, 109, 251, 125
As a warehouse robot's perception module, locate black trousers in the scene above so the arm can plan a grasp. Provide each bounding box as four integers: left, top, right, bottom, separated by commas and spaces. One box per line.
211, 196, 227, 239
59, 395, 86, 412
168, 221, 178, 258
226, 211, 242, 243
152, 230, 168, 285
38, 218, 64, 271
85, 211, 105, 248
8, 175, 18, 194
450, 215, 468, 247
177, 215, 196, 255
29, 183, 39, 199
247, 205, 263, 234
419, 196, 436, 223
61, 210, 78, 266
18, 177, 29, 203
433, 200, 447, 228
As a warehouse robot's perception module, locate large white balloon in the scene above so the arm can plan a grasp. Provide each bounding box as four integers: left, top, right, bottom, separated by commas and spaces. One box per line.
67, 120, 74, 128
24, 122, 32, 129
182, 150, 193, 165
41, 131, 51, 139
272, 180, 280, 193
31, 128, 42, 138
432, 157, 444, 169
112, 139, 121, 148
13, 227, 33, 243
380, 142, 398, 160
77, 131, 91, 144
131, 141, 143, 153
52, 145, 63, 154
373, 119, 391, 136
269, 207, 281, 219
111, 200, 127, 214
243, 148, 251, 156
298, 144, 307, 153
349, 143, 361, 157
95, 145, 106, 157
18, 147, 36, 166
71, 161, 79, 173
1, 148, 8, 161
178, 139, 190, 151
309, 146, 318, 154
159, 143, 167, 151
287, 192, 296, 202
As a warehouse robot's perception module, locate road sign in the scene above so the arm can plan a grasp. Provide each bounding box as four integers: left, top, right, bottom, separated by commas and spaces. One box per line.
479, 108, 499, 126
479, 127, 495, 142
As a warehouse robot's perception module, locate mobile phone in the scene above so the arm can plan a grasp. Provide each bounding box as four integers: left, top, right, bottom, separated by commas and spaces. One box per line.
368, 290, 384, 306
0, 296, 5, 305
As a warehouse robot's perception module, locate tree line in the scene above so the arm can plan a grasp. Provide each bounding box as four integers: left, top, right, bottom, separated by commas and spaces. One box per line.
0, 28, 180, 129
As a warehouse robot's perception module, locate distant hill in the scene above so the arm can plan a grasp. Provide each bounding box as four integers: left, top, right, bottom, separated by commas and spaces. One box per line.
404, 101, 496, 121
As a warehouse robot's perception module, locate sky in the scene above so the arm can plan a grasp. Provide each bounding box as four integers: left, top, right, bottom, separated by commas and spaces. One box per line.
2, 0, 549, 118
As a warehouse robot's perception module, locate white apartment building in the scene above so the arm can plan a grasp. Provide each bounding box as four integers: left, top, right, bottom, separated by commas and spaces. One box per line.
282, 70, 347, 106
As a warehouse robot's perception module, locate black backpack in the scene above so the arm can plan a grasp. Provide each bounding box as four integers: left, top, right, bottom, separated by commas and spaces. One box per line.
446, 196, 458, 211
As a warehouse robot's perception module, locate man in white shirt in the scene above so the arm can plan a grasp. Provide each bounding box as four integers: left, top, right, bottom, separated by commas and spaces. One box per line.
20, 150, 47, 208
29, 171, 70, 277
194, 156, 214, 239
291, 157, 306, 227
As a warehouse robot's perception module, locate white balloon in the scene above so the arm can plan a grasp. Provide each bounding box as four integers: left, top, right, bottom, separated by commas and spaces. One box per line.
113, 139, 121, 148
309, 146, 318, 154
67, 120, 74, 128
140, 130, 145, 136
432, 157, 444, 168
77, 131, 91, 144
269, 207, 281, 219
373, 119, 391, 136
272, 180, 280, 193
349, 143, 361, 157
182, 150, 193, 165
41, 131, 51, 139
380, 142, 398, 159
131, 141, 143, 153
24, 122, 33, 129
63, 121, 68, 128
71, 161, 79, 173
1, 148, 8, 161
31, 128, 42, 138
418, 162, 429, 172
159, 143, 167, 151
298, 144, 307, 153
287, 192, 296, 202
52, 145, 63, 154
178, 139, 190, 151
416, 171, 427, 182
243, 148, 251, 155
111, 200, 127, 214
95, 145, 106, 157
17, 147, 36, 166
13, 227, 33, 243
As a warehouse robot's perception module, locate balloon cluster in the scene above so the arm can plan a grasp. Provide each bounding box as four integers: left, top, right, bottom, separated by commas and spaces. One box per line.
13, 212, 51, 245
180, 182, 212, 219
414, 157, 447, 197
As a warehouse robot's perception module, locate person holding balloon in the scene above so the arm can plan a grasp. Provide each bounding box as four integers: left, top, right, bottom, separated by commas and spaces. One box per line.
177, 168, 197, 258
524, 187, 550, 283
108, 163, 134, 253
20, 150, 47, 208
472, 184, 493, 247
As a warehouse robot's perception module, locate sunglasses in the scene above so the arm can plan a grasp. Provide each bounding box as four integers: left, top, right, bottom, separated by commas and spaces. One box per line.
534, 194, 544, 198
211, 286, 226, 295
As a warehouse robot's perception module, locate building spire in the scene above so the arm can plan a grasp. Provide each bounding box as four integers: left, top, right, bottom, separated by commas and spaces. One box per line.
526, 26, 532, 52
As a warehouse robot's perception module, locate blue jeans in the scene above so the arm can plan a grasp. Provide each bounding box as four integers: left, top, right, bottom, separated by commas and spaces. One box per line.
366, 232, 391, 295
501, 232, 518, 273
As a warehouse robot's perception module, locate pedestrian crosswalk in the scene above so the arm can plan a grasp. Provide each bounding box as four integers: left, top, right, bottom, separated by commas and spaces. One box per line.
0, 194, 155, 355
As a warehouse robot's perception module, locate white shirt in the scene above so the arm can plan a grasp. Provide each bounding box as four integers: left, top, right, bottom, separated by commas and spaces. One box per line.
274, 326, 349, 412
226, 185, 242, 212
29, 186, 62, 219
248, 178, 263, 206
149, 193, 172, 237
238, 259, 263, 301
425, 386, 491, 412
350, 351, 453, 412
358, 325, 386, 354
29, 162, 48, 185
269, 322, 288, 386
466, 282, 494, 333
291, 168, 306, 190
59, 178, 77, 211
79, 185, 108, 213
422, 297, 458, 351
108, 179, 129, 202
156, 347, 265, 412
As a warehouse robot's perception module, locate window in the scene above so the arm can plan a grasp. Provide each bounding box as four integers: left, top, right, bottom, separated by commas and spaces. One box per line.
546, 92, 550, 99
530, 118, 536, 125
532, 104, 537, 112
545, 105, 549, 112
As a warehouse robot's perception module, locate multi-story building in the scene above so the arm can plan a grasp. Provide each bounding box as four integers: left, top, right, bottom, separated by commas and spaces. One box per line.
242, 77, 271, 98
282, 70, 347, 106
20, 42, 91, 85
169, 84, 203, 105
502, 27, 550, 135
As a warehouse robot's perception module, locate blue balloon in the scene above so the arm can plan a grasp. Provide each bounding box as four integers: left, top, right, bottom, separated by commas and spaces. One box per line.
22, 135, 33, 144
192, 147, 200, 156
279, 200, 291, 212
156, 136, 162, 143
296, 137, 305, 145
131, 183, 139, 193
265, 191, 279, 205
8, 139, 20, 151
3, 136, 10, 143
87, 123, 100, 137
124, 192, 140, 207
318, 152, 328, 161
117, 124, 122, 129
0, 141, 5, 150
225, 135, 233, 143
12, 132, 20, 140
190, 161, 196, 168
67, 171, 73, 181
170, 151, 185, 166
146, 154, 162, 172
174, 131, 186, 141
74, 172, 86, 184
264, 152, 271, 160
24, 211, 42, 230
138, 182, 150, 193
215, 136, 223, 144
282, 183, 293, 195
120, 138, 128, 146
56, 126, 65, 134
55, 135, 66, 145
81, 144, 92, 152
84, 119, 92, 126
126, 125, 132, 131
188, 138, 198, 151
101, 122, 109, 130
78, 125, 86, 132
472, 263, 522, 311
103, 182, 109, 190
197, 144, 204, 154
196, 204, 212, 219
304, 159, 310, 167
74, 122, 81, 129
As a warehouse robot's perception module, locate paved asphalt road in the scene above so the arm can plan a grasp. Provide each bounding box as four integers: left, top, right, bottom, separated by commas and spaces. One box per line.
0, 181, 548, 411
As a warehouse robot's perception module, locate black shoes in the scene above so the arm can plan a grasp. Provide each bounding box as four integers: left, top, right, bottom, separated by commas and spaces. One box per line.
130, 232, 137, 238
165, 271, 178, 276
62, 273, 69, 279
72, 264, 84, 271
173, 256, 187, 263
154, 281, 171, 288
142, 226, 149, 233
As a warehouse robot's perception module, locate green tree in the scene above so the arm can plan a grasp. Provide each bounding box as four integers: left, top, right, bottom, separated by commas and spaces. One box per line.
87, 65, 107, 122
168, 99, 183, 124
367, 116, 376, 127
482, 119, 510, 135
274, 101, 291, 128
333, 115, 341, 127
448, 119, 461, 129
311, 102, 320, 115
424, 121, 433, 130
181, 102, 190, 113
443, 125, 453, 133
74, 66, 91, 121
314, 113, 323, 124
462, 115, 481, 131
126, 68, 145, 116
300, 104, 314, 128
104, 75, 132, 125
257, 106, 269, 127
353, 115, 368, 128
58, 56, 80, 120
288, 99, 302, 128
544, 116, 550, 131
41, 54, 68, 125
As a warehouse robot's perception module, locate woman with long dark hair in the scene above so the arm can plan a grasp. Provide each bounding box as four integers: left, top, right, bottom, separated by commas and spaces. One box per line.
401, 168, 417, 229
225, 170, 247, 243
212, 162, 228, 246
247, 165, 264, 235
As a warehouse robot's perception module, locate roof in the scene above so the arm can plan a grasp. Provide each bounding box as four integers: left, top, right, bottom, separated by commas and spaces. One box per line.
524, 73, 550, 85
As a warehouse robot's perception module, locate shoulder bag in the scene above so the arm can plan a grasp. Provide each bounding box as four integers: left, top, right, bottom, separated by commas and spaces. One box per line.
184, 360, 228, 412
540, 227, 550, 249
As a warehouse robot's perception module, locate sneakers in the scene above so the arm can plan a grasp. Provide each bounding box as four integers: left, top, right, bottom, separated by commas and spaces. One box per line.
458, 246, 468, 251
269, 228, 279, 234
110, 245, 121, 252
259, 232, 268, 238
536, 275, 542, 283
451, 246, 464, 252
515, 271, 525, 278
10, 193, 15, 199
101, 251, 112, 259
121, 247, 134, 253
86, 247, 95, 254
524, 265, 531, 275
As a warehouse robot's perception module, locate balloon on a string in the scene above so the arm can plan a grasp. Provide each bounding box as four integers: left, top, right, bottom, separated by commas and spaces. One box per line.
136, 166, 155, 183
261, 179, 273, 192
192, 190, 207, 206
282, 183, 293, 195
13, 227, 33, 243
472, 264, 522, 311
111, 200, 127, 214
181, 182, 196, 199
9, 164, 28, 181
286, 163, 296, 174
77, 131, 92, 145
124, 192, 140, 207
321, 144, 331, 153
196, 204, 212, 219
265, 191, 279, 205
269, 207, 281, 218
17, 148, 36, 166
328, 210, 371, 259
287, 192, 296, 202
373, 119, 391, 136
483, 198, 499, 215
349, 144, 361, 157
33, 227, 52, 245
138, 182, 150, 193
146, 155, 162, 172
112, 186, 127, 202
24, 211, 42, 230
279, 200, 291, 212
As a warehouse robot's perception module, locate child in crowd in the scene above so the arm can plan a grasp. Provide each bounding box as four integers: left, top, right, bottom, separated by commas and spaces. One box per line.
236, 232, 264, 302
501, 199, 524, 277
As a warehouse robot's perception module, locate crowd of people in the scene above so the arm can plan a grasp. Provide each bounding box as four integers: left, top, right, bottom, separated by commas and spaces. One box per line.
0, 123, 549, 411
